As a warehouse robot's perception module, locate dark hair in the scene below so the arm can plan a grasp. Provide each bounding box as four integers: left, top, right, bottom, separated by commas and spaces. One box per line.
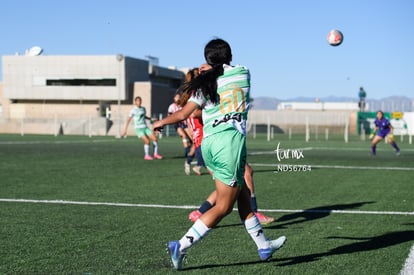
180, 38, 232, 104
185, 67, 199, 83
179, 68, 199, 107
204, 38, 232, 66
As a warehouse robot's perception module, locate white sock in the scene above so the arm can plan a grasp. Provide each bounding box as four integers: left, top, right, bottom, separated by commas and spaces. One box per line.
144, 144, 149, 155
153, 141, 158, 155
245, 215, 269, 249
179, 219, 211, 251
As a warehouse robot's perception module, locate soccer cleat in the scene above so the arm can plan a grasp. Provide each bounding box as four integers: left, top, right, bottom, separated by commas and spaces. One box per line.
255, 212, 275, 225
188, 210, 202, 222
258, 236, 287, 261
144, 155, 153, 160
167, 241, 186, 270
153, 153, 163, 159
396, 149, 400, 156
192, 166, 201, 176
184, 162, 191, 175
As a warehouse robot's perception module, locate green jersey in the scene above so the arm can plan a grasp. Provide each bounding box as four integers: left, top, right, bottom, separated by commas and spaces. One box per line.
129, 106, 148, 129
189, 64, 250, 138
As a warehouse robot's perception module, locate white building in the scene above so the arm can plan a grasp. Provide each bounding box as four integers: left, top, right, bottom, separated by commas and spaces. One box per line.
0, 54, 185, 135
277, 101, 367, 111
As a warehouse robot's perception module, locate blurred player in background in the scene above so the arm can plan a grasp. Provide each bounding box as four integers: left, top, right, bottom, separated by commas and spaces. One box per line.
181, 68, 205, 176
185, 107, 205, 176
122, 96, 163, 160
370, 110, 400, 156
168, 93, 193, 173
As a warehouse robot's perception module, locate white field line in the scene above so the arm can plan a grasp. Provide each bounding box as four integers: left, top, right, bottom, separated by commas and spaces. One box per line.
0, 198, 413, 216
2, 140, 414, 153
313, 146, 414, 152
400, 245, 414, 275
311, 165, 414, 171
1, 198, 413, 274
248, 147, 414, 155
0, 139, 113, 145
249, 162, 414, 171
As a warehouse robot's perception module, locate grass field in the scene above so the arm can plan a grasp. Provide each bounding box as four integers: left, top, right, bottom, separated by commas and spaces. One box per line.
1, 133, 413, 274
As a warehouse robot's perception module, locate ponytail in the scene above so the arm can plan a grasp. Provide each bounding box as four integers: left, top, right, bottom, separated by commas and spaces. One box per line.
179, 38, 232, 105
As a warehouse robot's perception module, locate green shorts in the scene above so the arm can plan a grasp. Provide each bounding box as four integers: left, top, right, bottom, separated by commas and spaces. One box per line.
201, 129, 246, 187
135, 127, 152, 138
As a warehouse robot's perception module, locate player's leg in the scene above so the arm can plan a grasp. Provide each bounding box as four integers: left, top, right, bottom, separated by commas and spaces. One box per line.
185, 144, 195, 175
177, 126, 192, 173
169, 178, 238, 270
184, 126, 193, 146
185, 125, 195, 164
244, 164, 258, 211
194, 130, 244, 227
244, 163, 275, 225
189, 190, 216, 222
188, 150, 216, 221
200, 179, 239, 227
387, 134, 400, 155
234, 154, 276, 257
176, 127, 191, 151
237, 183, 286, 261
192, 146, 206, 176
148, 130, 162, 159
371, 135, 382, 155
170, 132, 242, 267
140, 134, 153, 160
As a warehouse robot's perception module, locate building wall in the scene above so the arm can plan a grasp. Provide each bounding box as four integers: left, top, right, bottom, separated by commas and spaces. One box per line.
277, 101, 364, 111
2, 55, 129, 101
0, 54, 185, 135
125, 57, 150, 102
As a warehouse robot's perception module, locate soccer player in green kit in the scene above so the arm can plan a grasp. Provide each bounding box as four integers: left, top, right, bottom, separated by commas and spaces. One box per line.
153, 38, 285, 270
122, 96, 162, 160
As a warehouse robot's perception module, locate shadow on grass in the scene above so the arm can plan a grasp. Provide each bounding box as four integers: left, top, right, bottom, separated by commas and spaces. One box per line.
269, 201, 376, 229
181, 258, 270, 271
212, 202, 376, 230
176, 229, 414, 270
277, 230, 414, 266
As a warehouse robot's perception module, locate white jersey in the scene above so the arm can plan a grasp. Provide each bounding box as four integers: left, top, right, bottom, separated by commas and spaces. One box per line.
168, 102, 181, 115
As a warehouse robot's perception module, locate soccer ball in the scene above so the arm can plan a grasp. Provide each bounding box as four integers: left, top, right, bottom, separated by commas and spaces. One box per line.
327, 29, 343, 46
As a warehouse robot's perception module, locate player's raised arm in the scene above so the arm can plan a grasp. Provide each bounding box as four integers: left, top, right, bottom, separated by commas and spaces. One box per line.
152, 101, 199, 130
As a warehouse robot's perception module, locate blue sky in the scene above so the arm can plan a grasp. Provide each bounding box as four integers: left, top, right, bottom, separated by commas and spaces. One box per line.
1, 0, 413, 100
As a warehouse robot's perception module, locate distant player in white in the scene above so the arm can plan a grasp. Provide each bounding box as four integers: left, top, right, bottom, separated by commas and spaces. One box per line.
122, 96, 162, 160
168, 93, 193, 173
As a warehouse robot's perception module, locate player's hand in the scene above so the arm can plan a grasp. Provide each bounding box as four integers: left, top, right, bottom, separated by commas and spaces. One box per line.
199, 63, 212, 73
152, 121, 163, 132
369, 133, 374, 139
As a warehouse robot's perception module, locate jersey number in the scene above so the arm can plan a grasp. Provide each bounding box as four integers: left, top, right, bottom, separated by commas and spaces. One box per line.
219, 88, 246, 114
